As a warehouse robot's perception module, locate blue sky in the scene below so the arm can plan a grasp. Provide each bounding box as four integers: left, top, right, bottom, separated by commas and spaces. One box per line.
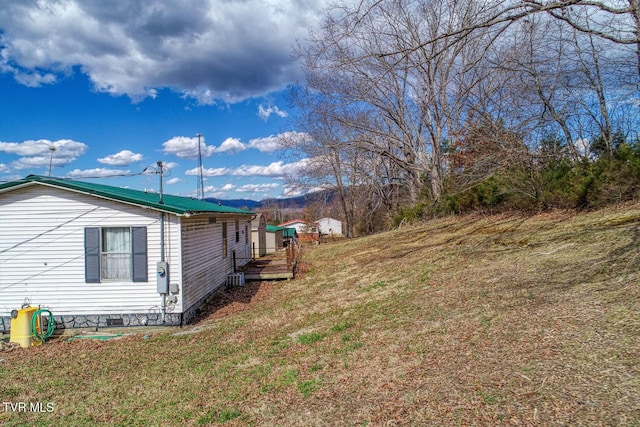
0, 1, 326, 200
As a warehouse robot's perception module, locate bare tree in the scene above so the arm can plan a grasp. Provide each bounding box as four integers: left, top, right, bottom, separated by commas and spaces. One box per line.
496, 7, 636, 158
293, 0, 502, 203
288, 0, 638, 228
281, 86, 366, 237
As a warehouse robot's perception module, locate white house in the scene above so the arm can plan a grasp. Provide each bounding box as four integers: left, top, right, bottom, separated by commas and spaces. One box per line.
278, 219, 324, 244
278, 219, 319, 234
316, 217, 343, 236
0, 175, 254, 331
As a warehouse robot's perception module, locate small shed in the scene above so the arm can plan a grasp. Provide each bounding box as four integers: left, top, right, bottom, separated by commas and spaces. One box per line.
251, 213, 267, 258
265, 225, 284, 253
281, 227, 298, 247
317, 217, 343, 236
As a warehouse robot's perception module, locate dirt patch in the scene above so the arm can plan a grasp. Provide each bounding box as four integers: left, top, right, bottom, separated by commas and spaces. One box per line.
193, 280, 281, 322
193, 260, 312, 323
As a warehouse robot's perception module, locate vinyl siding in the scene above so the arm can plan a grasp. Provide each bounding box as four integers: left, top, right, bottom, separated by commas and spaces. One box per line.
0, 185, 182, 316
180, 217, 252, 311
317, 218, 342, 235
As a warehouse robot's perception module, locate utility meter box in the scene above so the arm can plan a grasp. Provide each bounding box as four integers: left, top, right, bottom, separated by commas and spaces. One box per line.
156, 261, 169, 294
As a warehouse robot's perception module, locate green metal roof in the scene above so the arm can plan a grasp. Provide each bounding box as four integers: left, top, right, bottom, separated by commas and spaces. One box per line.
281, 227, 297, 238
0, 175, 254, 217
263, 224, 298, 237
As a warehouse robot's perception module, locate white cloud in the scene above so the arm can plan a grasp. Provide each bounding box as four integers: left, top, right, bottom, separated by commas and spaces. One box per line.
237, 183, 280, 193
166, 177, 182, 185
233, 159, 310, 177
216, 137, 246, 154
258, 104, 288, 121
0, 139, 86, 157
0, 1, 329, 103
247, 136, 282, 153
10, 68, 57, 88
65, 168, 130, 178
282, 185, 305, 197
191, 183, 236, 199
162, 136, 216, 159
185, 166, 230, 177
97, 150, 143, 166
232, 162, 289, 177
0, 139, 88, 170
185, 158, 310, 178
248, 131, 309, 153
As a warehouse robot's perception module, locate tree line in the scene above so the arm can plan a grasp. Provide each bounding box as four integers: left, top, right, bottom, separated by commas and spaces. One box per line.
280, 0, 640, 236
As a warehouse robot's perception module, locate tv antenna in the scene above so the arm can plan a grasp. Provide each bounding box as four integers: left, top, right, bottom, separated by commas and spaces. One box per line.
48, 145, 56, 176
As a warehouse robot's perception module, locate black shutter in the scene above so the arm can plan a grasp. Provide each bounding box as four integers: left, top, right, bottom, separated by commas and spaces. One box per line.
85, 227, 101, 283
131, 226, 148, 282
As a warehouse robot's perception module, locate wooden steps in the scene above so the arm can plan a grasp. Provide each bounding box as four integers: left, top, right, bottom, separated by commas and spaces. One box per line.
238, 246, 299, 280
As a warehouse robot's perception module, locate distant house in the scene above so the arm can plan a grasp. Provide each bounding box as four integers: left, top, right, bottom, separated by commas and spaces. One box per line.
251, 213, 266, 258
265, 225, 284, 253
278, 219, 319, 244
317, 217, 343, 236
278, 219, 321, 234
0, 175, 254, 331
277, 219, 316, 234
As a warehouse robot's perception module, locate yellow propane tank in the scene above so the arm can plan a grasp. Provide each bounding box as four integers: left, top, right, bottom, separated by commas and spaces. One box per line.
9, 307, 42, 348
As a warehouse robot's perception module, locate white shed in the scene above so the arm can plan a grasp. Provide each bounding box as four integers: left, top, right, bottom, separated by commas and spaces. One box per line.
265, 225, 284, 253
317, 217, 343, 236
251, 213, 267, 258
0, 175, 254, 331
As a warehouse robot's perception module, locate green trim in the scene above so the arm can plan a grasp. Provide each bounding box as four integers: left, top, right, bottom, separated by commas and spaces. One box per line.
0, 175, 253, 216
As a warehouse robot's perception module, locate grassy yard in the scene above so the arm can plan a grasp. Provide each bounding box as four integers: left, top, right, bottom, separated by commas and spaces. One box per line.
1, 205, 639, 426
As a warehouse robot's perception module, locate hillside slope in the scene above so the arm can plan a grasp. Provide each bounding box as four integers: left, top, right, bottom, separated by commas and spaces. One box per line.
1, 205, 639, 425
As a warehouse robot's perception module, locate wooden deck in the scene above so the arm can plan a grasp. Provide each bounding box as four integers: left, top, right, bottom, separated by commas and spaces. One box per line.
238, 246, 299, 281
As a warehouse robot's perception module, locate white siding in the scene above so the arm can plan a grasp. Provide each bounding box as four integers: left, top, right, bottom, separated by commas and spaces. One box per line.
251, 214, 267, 257
265, 230, 283, 253
282, 221, 318, 233
0, 186, 181, 316
180, 217, 252, 311
265, 232, 276, 254
317, 218, 343, 235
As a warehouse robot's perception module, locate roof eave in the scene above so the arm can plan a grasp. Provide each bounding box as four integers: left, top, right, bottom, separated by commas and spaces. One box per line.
1, 177, 254, 217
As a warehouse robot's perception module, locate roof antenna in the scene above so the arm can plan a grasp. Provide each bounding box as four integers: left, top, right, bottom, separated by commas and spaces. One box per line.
48, 145, 56, 176
196, 133, 205, 200
157, 161, 164, 205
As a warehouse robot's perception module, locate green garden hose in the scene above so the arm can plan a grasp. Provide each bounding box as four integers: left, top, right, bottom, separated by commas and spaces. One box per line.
30, 309, 55, 342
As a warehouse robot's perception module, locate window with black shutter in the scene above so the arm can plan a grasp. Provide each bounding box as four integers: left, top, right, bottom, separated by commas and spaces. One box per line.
84, 226, 147, 282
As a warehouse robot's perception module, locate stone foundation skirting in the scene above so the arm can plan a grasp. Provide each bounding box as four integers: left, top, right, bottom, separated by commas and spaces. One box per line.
1, 281, 227, 333
1, 311, 182, 333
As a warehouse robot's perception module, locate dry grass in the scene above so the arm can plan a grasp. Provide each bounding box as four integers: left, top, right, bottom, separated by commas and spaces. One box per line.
1, 205, 639, 426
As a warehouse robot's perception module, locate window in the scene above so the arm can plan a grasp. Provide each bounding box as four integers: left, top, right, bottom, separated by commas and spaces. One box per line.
222, 222, 228, 257
235, 219, 240, 243
101, 227, 131, 280
245, 224, 249, 244
85, 227, 147, 283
